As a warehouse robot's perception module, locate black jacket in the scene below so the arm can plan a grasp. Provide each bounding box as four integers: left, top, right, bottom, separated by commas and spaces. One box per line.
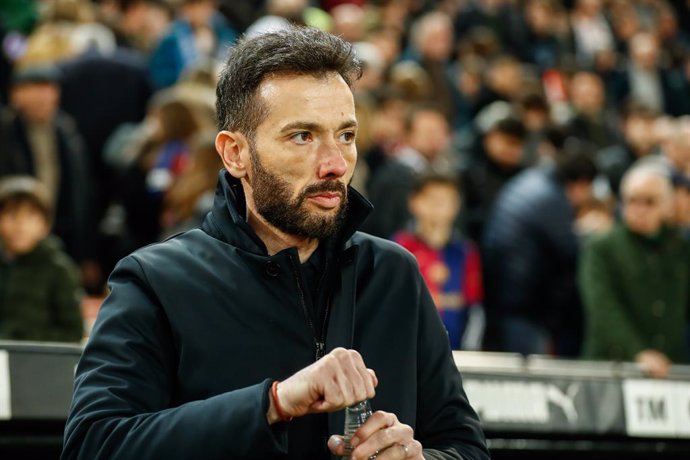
483, 166, 582, 355
62, 171, 488, 460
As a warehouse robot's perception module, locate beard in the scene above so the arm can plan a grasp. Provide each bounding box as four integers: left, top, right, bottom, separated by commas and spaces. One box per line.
248, 143, 348, 240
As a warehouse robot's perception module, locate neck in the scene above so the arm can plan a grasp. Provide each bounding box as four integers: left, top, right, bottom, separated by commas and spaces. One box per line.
417, 221, 452, 249
245, 207, 319, 263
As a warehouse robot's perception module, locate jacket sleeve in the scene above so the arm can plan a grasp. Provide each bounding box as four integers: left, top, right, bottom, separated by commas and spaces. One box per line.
61, 256, 288, 460
413, 264, 490, 460
579, 237, 646, 360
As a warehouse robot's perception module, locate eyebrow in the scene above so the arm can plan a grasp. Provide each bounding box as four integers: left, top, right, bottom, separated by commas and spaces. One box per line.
279, 119, 358, 133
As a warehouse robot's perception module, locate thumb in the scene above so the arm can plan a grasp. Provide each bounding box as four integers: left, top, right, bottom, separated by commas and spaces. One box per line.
328, 435, 346, 456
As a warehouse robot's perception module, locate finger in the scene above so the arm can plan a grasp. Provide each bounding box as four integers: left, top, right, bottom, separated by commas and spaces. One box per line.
371, 440, 423, 460
327, 435, 346, 456
342, 350, 371, 403
354, 423, 411, 459
316, 367, 348, 412
365, 368, 377, 398
351, 411, 398, 447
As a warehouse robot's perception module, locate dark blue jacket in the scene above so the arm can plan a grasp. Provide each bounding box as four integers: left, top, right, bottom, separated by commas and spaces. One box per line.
483, 166, 581, 342
62, 171, 488, 460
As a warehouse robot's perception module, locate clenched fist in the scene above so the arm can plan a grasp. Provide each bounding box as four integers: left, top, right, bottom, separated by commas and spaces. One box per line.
267, 348, 378, 423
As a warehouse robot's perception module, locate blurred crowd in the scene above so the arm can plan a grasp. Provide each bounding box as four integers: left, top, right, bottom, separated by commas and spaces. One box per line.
0, 0, 689, 376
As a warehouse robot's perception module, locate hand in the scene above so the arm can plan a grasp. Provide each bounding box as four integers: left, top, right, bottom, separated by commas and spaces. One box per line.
327, 411, 423, 459
636, 349, 671, 379
267, 348, 377, 423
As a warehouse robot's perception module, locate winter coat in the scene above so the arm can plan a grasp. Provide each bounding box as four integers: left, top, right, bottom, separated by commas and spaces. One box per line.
0, 236, 82, 342
482, 166, 583, 354
580, 224, 690, 363
62, 171, 489, 460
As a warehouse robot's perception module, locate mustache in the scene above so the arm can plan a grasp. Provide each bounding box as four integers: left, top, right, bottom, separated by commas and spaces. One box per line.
302, 180, 347, 197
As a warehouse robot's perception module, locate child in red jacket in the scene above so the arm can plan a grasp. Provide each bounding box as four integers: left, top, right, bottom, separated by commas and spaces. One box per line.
393, 174, 484, 350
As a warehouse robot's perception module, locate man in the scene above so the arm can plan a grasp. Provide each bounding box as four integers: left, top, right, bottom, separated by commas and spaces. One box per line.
595, 102, 658, 196
461, 116, 527, 242
565, 71, 620, 151
580, 164, 690, 377
62, 27, 488, 460
611, 32, 690, 117
482, 151, 597, 356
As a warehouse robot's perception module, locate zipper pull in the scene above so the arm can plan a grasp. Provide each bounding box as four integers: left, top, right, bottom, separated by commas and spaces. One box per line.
315, 341, 326, 360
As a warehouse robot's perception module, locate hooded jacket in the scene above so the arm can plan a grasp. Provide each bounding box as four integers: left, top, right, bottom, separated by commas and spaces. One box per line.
62, 171, 488, 460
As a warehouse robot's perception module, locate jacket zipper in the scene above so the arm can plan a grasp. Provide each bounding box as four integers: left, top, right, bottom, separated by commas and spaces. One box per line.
289, 255, 329, 361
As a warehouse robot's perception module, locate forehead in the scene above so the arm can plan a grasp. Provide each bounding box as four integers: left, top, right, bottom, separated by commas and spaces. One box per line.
623, 174, 668, 197
416, 182, 459, 197
256, 72, 355, 126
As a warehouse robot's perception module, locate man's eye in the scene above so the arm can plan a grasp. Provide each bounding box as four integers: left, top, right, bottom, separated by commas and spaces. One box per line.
339, 131, 356, 144
291, 132, 311, 144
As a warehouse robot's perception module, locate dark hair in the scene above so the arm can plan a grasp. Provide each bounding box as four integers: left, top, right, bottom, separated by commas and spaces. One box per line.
0, 176, 52, 222
520, 92, 549, 112
403, 103, 446, 132
216, 26, 362, 138
554, 151, 597, 184
620, 100, 658, 122
489, 117, 527, 141
410, 172, 461, 196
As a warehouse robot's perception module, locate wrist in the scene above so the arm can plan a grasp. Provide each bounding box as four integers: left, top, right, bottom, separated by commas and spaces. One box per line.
267, 380, 293, 424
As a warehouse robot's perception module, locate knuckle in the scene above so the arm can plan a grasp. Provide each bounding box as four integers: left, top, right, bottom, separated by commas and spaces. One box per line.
388, 413, 399, 426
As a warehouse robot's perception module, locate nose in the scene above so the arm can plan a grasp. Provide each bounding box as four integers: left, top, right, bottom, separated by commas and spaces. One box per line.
317, 139, 349, 180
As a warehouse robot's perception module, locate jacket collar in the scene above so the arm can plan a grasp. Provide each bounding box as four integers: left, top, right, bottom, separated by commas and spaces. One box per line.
203, 170, 373, 255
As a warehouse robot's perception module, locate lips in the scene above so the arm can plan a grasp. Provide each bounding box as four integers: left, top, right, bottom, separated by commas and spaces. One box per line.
308, 192, 342, 209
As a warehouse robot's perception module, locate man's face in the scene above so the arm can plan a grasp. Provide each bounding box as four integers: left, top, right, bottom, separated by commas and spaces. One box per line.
570, 73, 604, 114
408, 110, 450, 160
484, 131, 524, 168
10, 82, 60, 124
623, 175, 670, 236
242, 73, 357, 240
0, 201, 49, 256
409, 183, 460, 228
625, 115, 657, 156
182, 0, 216, 28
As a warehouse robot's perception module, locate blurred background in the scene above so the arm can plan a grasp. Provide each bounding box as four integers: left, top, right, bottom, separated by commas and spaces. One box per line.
0, 0, 690, 458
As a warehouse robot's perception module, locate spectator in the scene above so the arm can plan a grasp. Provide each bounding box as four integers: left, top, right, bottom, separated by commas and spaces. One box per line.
58, 25, 154, 258
474, 55, 526, 117
0, 176, 83, 342
0, 66, 92, 265
108, 0, 173, 51
364, 104, 453, 238
596, 102, 659, 196
569, 0, 615, 67
612, 32, 690, 116
566, 71, 621, 150
403, 12, 457, 121
580, 163, 690, 376
393, 173, 484, 351
483, 151, 598, 356
161, 131, 222, 237
461, 117, 527, 242
520, 0, 568, 72
148, 0, 237, 89
120, 95, 205, 250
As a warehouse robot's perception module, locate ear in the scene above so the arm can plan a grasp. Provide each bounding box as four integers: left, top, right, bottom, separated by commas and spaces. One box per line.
216, 130, 250, 178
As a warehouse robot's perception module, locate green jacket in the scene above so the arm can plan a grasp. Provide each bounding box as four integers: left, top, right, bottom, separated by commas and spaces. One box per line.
580, 224, 690, 363
0, 236, 83, 342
